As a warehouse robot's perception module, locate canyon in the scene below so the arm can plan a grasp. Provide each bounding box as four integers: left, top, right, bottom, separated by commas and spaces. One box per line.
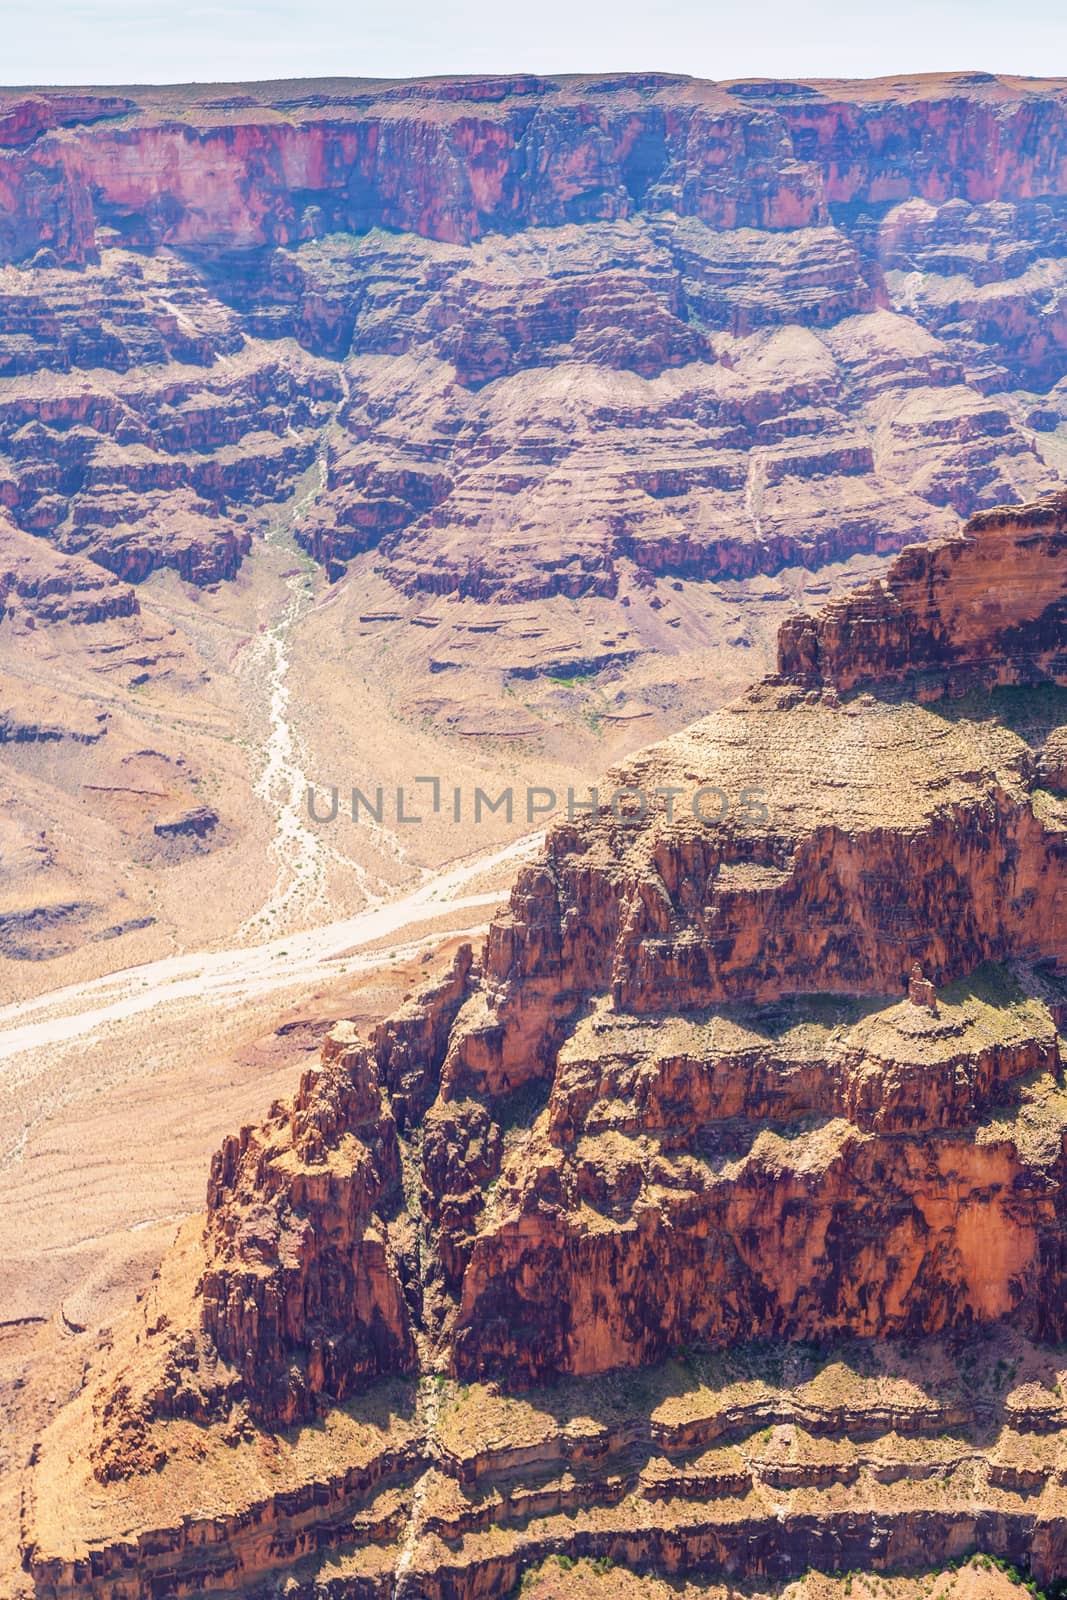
12, 492, 1067, 1598
3, 71, 1067, 999
4, 68, 1067, 1600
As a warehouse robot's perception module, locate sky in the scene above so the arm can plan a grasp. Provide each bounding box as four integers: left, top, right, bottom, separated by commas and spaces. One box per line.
1, 0, 1064, 88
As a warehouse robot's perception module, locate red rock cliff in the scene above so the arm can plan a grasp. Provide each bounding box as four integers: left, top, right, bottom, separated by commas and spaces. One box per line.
19, 495, 1067, 1596
2, 73, 1065, 609
2, 75, 1067, 264
778, 489, 1067, 695
170, 496, 1067, 1412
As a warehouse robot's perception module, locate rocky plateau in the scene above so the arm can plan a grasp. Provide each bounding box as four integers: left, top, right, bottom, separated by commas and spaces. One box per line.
13, 491, 1067, 1597
4, 71, 1067, 986
5, 65, 1067, 1600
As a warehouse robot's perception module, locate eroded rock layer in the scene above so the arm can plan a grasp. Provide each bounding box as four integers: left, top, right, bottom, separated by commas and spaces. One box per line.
0, 73, 1065, 610
778, 490, 1067, 694
21, 496, 1067, 1596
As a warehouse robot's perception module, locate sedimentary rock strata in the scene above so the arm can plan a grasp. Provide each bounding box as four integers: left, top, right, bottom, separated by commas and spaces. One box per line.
25, 1311, 1067, 1597
778, 489, 1067, 694
0, 513, 136, 626
199, 1023, 419, 1425
3, 75, 1067, 985
21, 496, 1067, 1595
0, 74, 1064, 626
0, 318, 335, 583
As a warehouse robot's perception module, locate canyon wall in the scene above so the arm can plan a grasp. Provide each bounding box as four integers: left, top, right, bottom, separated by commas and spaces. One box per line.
7, 71, 1067, 1596
178, 492, 1067, 1403
7, 72, 1066, 994
94, 493, 1067, 1375
20, 494, 1067, 1598
2, 75, 1067, 264
0, 73, 1065, 605
778, 488, 1067, 693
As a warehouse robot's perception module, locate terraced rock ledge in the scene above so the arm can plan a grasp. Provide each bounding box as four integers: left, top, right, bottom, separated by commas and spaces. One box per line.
20, 491, 1067, 1596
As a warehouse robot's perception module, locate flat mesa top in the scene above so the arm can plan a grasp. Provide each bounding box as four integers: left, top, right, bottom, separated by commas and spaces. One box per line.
0, 71, 1065, 126
603, 687, 1055, 842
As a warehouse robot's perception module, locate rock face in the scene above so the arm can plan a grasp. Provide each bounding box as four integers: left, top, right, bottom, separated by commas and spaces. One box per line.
0, 73, 1065, 622
2, 75, 1067, 265
0, 321, 334, 585
161, 946, 474, 1427
198, 1024, 418, 1425
21, 496, 1067, 1597
451, 980, 1064, 1384
0, 512, 137, 626
778, 489, 1067, 694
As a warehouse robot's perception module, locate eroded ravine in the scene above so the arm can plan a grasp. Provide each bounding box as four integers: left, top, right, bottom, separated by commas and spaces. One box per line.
0, 829, 540, 1068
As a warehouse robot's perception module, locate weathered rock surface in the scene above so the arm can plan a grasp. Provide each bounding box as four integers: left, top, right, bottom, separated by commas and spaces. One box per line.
451, 975, 1066, 1383
0, 73, 1064, 625
0, 324, 334, 584
0, 512, 136, 626
198, 1024, 418, 1425
778, 489, 1067, 694
20, 494, 1067, 1595
2, 76, 1066, 970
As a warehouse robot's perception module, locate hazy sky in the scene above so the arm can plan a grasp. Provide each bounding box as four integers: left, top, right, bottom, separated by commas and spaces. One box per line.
3, 0, 1064, 88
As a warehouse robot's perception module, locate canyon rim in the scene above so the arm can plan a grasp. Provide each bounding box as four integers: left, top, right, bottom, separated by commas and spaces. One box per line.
1, 64, 1067, 1600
